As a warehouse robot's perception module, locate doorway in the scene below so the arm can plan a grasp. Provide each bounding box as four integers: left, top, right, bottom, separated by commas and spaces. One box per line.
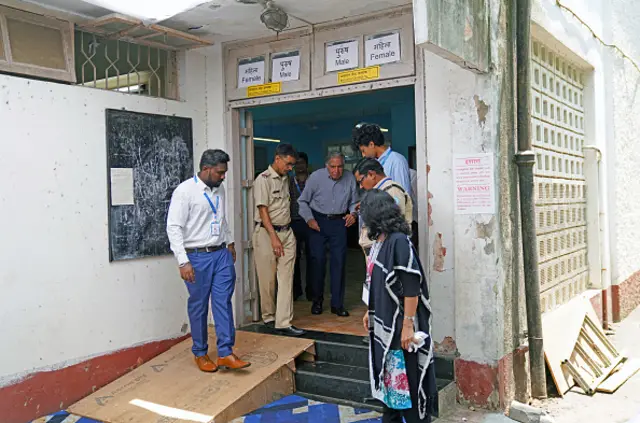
243, 85, 417, 335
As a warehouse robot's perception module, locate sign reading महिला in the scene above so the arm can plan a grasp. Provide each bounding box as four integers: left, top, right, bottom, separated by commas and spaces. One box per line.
237, 57, 265, 88
326, 39, 359, 72
365, 32, 401, 67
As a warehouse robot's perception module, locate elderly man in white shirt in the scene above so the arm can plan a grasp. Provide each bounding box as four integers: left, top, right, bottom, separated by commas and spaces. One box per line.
167, 149, 250, 373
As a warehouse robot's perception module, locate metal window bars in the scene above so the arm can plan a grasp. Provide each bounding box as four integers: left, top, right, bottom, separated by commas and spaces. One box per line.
77, 29, 176, 99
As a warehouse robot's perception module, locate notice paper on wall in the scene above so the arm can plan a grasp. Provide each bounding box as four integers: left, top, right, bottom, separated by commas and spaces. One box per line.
453, 153, 495, 214
238, 56, 265, 88
110, 168, 134, 206
326, 39, 359, 72
272, 51, 300, 82
365, 32, 401, 67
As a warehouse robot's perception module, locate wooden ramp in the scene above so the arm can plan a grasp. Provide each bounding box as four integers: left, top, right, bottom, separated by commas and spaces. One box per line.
68, 331, 314, 423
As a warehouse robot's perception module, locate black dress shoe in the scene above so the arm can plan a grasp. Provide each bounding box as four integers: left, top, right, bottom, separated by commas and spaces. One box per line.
277, 326, 306, 336
264, 321, 275, 328
331, 307, 350, 317
311, 302, 323, 315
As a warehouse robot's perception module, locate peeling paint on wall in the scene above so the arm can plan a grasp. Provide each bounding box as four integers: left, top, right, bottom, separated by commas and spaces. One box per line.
432, 232, 447, 272
474, 95, 489, 127
434, 336, 457, 355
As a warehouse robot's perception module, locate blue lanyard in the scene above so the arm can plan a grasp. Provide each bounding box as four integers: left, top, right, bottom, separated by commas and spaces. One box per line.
195, 175, 219, 216
378, 148, 392, 166
203, 193, 219, 216
374, 177, 392, 189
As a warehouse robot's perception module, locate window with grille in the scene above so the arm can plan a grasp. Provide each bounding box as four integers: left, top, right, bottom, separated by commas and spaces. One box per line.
531, 39, 589, 312
75, 30, 177, 99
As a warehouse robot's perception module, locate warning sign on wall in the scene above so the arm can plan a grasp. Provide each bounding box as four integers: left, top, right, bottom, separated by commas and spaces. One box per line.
453, 153, 495, 214
337, 66, 380, 85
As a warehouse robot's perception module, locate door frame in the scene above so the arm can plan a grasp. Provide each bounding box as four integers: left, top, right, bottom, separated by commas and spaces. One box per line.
226, 70, 429, 326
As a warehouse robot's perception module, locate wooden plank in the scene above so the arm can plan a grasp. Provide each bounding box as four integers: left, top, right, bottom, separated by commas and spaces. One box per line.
542, 297, 599, 395
561, 314, 625, 395
597, 359, 640, 394
68, 331, 314, 423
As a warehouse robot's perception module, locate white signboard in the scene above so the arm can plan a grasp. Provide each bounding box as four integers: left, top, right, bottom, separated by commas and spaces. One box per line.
326, 40, 359, 72
238, 57, 265, 88
453, 154, 495, 214
110, 168, 134, 206
365, 32, 401, 66
272, 51, 301, 82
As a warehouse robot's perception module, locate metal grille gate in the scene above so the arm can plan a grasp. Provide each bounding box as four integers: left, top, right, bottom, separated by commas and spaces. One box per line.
531, 39, 589, 312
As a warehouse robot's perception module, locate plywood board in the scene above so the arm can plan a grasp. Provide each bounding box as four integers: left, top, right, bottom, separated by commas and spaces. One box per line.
597, 358, 640, 394
68, 331, 314, 423
542, 296, 601, 396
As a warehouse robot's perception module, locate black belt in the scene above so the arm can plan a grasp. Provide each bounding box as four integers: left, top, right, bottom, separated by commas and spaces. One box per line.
313, 211, 347, 220
186, 243, 226, 254
259, 222, 291, 232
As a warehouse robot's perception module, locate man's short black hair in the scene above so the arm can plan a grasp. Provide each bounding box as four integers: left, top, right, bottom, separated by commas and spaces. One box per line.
200, 149, 230, 170
275, 143, 298, 160
297, 151, 309, 164
352, 122, 385, 148
354, 157, 385, 176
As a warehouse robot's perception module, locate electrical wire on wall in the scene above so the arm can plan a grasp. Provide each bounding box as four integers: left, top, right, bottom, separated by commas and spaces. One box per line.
556, 0, 640, 74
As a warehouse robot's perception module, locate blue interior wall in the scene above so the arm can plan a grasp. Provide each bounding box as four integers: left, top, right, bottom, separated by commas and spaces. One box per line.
251, 86, 416, 172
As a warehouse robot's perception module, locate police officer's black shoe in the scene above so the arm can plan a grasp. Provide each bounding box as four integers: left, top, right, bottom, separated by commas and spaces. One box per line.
331, 307, 350, 317
311, 302, 323, 315
277, 326, 306, 336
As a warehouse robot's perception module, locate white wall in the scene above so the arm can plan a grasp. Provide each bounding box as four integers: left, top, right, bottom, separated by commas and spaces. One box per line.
608, 0, 640, 284
533, 0, 640, 286
0, 46, 226, 385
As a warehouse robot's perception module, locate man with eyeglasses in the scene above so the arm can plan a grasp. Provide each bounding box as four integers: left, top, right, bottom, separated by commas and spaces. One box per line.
354, 158, 413, 257
253, 144, 306, 337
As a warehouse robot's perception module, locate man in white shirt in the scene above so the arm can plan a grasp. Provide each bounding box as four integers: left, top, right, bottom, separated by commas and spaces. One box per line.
167, 149, 250, 373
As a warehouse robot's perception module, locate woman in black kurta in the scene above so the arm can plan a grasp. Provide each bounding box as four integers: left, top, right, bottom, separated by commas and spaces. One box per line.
360, 189, 438, 423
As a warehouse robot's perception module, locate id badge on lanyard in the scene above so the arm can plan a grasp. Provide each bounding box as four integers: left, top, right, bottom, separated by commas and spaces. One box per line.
203, 193, 221, 237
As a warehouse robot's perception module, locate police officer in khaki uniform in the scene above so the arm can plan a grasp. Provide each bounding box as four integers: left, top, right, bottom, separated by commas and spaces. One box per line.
253, 143, 306, 336
354, 158, 413, 255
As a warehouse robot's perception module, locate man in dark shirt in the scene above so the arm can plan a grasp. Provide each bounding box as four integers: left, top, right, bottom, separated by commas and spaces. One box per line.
290, 152, 312, 301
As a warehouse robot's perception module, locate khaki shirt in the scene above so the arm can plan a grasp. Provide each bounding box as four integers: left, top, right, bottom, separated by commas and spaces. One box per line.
254, 165, 291, 226
359, 179, 413, 250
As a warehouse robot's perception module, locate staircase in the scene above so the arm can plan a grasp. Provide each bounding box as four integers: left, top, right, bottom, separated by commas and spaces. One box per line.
241, 324, 457, 418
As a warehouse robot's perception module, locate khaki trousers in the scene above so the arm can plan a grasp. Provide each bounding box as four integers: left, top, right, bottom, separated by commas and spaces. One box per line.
252, 226, 296, 329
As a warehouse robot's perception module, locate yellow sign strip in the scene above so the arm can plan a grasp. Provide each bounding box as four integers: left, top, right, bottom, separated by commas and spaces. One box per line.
337, 66, 381, 85
247, 82, 282, 98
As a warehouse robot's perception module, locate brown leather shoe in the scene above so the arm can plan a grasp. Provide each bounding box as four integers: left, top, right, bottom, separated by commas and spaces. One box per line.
217, 353, 251, 370
194, 355, 218, 372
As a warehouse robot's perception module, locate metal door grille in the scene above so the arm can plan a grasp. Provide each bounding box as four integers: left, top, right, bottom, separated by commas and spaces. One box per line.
531, 39, 589, 312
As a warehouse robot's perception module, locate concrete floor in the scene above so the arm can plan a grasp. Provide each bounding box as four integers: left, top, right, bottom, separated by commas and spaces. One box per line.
533, 305, 640, 423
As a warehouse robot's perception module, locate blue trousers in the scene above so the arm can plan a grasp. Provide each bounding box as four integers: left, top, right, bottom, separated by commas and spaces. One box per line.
308, 212, 348, 309
185, 249, 236, 358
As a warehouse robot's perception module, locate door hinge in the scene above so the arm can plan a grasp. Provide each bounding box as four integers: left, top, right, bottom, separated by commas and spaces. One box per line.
242, 179, 253, 188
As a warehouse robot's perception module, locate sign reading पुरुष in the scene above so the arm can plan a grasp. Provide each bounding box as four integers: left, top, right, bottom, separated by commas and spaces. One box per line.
365, 32, 401, 67
237, 56, 265, 88
271, 51, 301, 83
325, 39, 359, 72
453, 153, 495, 214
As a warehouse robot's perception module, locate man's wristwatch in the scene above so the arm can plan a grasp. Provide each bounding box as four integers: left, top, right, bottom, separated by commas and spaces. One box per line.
404, 315, 416, 322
